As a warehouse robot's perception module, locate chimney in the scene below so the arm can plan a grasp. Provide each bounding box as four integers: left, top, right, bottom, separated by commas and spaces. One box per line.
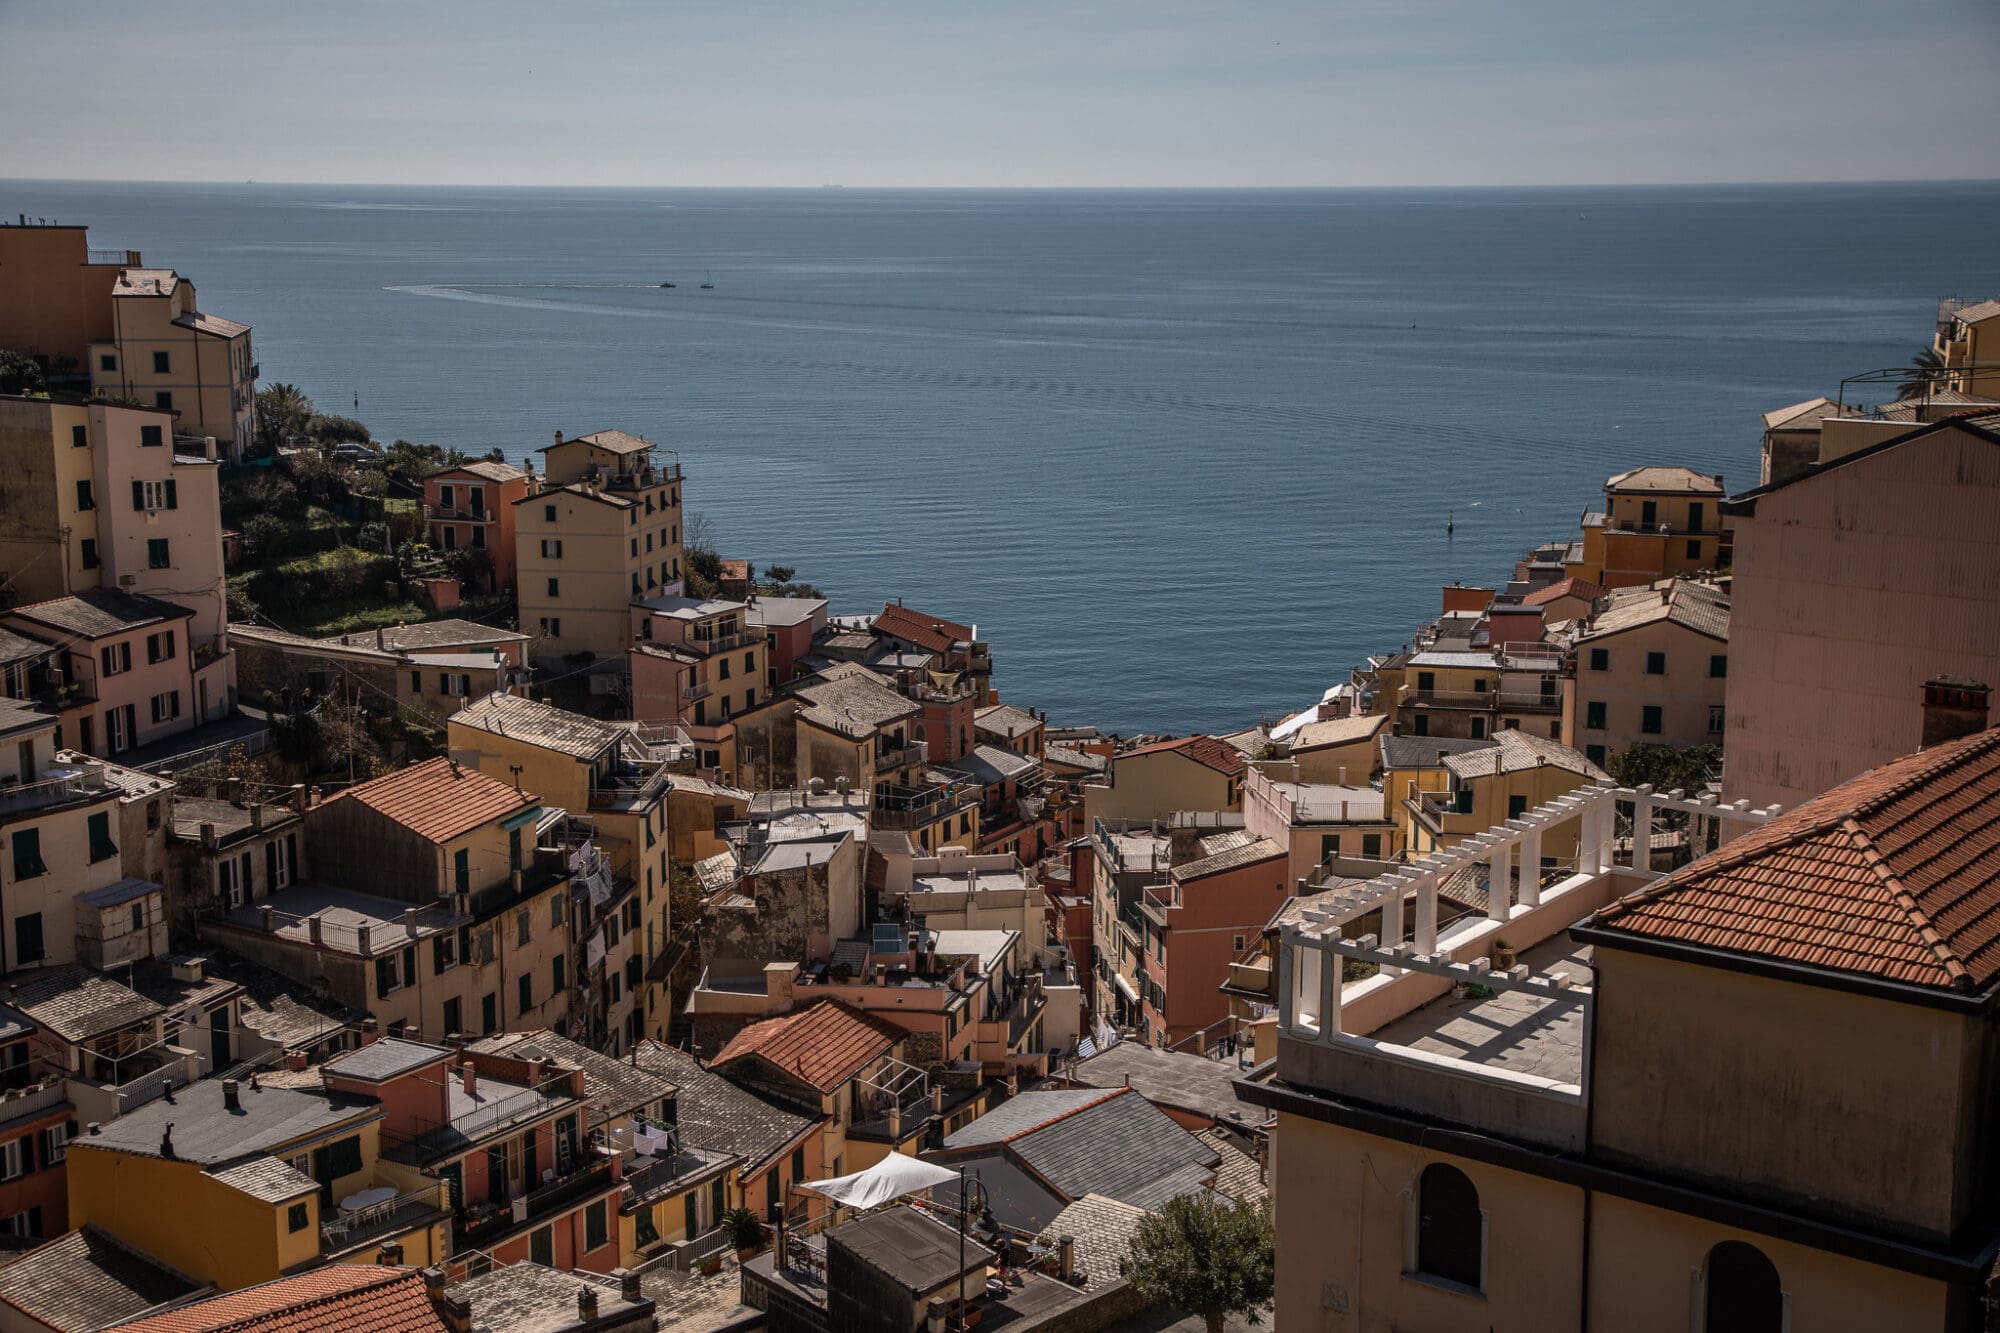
617, 1268, 640, 1302
1922, 676, 1990, 749
376, 627, 385, 648
377, 1240, 404, 1265
355, 924, 371, 954
888, 1102, 902, 1139
577, 1286, 598, 1320
927, 1299, 948, 1333
554, 430, 563, 447
929, 1084, 943, 1115
291, 783, 308, 812
462, 1065, 477, 1097
86, 1122, 101, 1136
251, 803, 266, 832
258, 904, 274, 932
286, 1050, 308, 1071
222, 1079, 241, 1112
361, 1017, 378, 1045
1058, 1233, 1077, 1280
307, 915, 323, 945
200, 822, 217, 851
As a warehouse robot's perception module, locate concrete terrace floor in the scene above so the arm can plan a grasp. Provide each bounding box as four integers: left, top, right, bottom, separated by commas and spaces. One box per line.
637, 1252, 757, 1332
1369, 935, 1593, 1085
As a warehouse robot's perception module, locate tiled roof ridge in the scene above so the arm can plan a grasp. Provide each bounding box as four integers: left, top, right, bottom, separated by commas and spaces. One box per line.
1850, 727, 2000, 822
1001, 1087, 1128, 1144
1845, 817, 1975, 991
211, 1270, 417, 1330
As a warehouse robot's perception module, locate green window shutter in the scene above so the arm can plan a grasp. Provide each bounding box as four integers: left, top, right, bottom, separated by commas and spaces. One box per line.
375, 956, 395, 998
131, 480, 145, 511
164, 479, 177, 509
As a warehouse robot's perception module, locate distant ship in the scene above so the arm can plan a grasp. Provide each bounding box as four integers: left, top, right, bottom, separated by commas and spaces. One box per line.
659, 281, 676, 288
699, 272, 715, 289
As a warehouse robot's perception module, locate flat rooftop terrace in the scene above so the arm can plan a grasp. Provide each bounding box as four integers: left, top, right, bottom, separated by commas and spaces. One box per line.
1371, 935, 1592, 1087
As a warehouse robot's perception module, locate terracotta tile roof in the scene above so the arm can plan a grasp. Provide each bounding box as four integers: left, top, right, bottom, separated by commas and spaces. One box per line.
320, 755, 537, 844
1120, 734, 1248, 776
1523, 576, 1604, 608
873, 603, 977, 655
115, 1266, 447, 1333
1582, 577, 1729, 643
1605, 465, 1725, 495
710, 998, 901, 1094
1589, 727, 2000, 990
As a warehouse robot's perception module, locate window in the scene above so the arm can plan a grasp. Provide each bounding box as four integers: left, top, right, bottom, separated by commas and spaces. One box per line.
11, 911, 41, 965
140, 425, 163, 447
1469, 717, 1485, 739
1702, 1242, 1783, 1333
1688, 502, 1705, 533
288, 1202, 309, 1232
1585, 700, 1606, 730
586, 1199, 608, 1250
1709, 705, 1726, 734
0, 1140, 22, 1182
442, 995, 462, 1036
1453, 788, 1474, 816
441, 525, 457, 551
146, 630, 176, 663
744, 651, 755, 672
1642, 705, 1664, 735
1507, 794, 1528, 819
553, 955, 566, 993
1413, 1163, 1482, 1290
1588, 648, 1608, 671
541, 539, 562, 558
455, 849, 470, 895
1640, 499, 1657, 527
42, 1122, 70, 1165
1645, 651, 1666, 676
148, 538, 170, 569
718, 657, 730, 681
1416, 671, 1436, 693
540, 617, 560, 638
635, 1207, 661, 1249
1413, 714, 1429, 737
376, 955, 400, 998
546, 578, 559, 597
543, 503, 556, 522
791, 1146, 806, 1181
80, 539, 99, 569
439, 484, 455, 510
1709, 654, 1727, 678
626, 954, 642, 990
87, 812, 116, 863
481, 992, 498, 1033
154, 391, 173, 411
1586, 744, 1607, 767
101, 642, 132, 676
74, 478, 94, 512
1685, 539, 1702, 560
471, 525, 485, 550
410, 670, 422, 693
1362, 833, 1382, 858
150, 690, 181, 723
518, 973, 533, 1015
98, 354, 116, 373
12, 833, 46, 882
551, 894, 564, 929
517, 907, 532, 947
530, 1226, 553, 1267
434, 929, 460, 973
152, 351, 171, 374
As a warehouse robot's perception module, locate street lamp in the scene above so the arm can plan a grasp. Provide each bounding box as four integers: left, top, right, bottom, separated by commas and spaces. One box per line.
956, 1165, 999, 1331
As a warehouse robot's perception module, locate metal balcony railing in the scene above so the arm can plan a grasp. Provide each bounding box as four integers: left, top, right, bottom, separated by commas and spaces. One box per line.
322, 1184, 447, 1252
876, 740, 927, 773
0, 766, 112, 815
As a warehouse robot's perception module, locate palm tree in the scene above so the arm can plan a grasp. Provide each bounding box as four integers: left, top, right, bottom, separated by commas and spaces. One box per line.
1897, 347, 1946, 401
255, 382, 315, 449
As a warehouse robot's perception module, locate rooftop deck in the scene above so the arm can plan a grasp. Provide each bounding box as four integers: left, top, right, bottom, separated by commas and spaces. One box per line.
1371, 935, 1592, 1086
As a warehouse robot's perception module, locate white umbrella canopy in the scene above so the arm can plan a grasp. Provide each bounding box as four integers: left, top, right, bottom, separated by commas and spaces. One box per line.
800, 1153, 962, 1210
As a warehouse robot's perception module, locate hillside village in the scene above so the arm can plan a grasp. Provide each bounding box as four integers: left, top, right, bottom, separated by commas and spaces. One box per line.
0, 219, 1998, 1331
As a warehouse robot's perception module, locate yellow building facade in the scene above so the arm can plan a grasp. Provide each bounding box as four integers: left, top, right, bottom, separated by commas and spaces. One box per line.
1566, 466, 1726, 590
89, 269, 255, 461
516, 431, 683, 663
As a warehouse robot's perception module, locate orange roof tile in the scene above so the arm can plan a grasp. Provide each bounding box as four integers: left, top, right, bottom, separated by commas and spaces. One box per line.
1523, 577, 1603, 607
710, 998, 901, 1094
321, 756, 537, 844
1120, 734, 1247, 777
116, 1267, 446, 1333
1589, 727, 2000, 990
874, 603, 977, 655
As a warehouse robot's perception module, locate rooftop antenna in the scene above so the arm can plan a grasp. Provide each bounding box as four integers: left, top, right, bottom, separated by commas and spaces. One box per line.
509, 763, 524, 792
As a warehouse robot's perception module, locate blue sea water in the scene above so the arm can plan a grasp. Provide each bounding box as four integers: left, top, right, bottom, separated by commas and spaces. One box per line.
6, 180, 1995, 734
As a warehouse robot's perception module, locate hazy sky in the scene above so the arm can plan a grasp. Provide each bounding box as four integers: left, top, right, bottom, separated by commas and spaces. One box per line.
4, 0, 1998, 187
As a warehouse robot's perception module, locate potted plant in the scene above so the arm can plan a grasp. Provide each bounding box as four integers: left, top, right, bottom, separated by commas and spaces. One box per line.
698, 1249, 724, 1276
722, 1206, 766, 1259
1491, 939, 1517, 971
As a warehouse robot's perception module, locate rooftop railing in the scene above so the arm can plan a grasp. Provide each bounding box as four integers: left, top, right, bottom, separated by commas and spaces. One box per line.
322, 1183, 447, 1253
876, 740, 927, 773
0, 765, 111, 816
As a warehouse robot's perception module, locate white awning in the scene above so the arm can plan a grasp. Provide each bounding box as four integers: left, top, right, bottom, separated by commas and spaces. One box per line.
800, 1153, 961, 1210
1113, 973, 1139, 1004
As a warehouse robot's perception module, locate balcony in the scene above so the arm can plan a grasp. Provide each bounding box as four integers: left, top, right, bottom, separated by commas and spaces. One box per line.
1401, 687, 1494, 709
322, 1183, 450, 1256
584, 462, 682, 492
683, 630, 748, 657
424, 504, 495, 523
1494, 689, 1562, 714
1140, 885, 1177, 927
0, 764, 113, 817
454, 1155, 619, 1250
875, 740, 927, 773
589, 763, 672, 811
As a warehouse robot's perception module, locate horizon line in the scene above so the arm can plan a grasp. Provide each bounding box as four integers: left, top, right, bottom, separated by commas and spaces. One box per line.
5, 174, 1999, 193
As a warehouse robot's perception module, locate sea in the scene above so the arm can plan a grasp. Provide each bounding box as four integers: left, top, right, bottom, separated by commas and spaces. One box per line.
7, 179, 1996, 735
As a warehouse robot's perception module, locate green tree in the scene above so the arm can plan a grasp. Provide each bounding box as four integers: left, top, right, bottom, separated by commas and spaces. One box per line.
0, 350, 46, 395
762, 564, 796, 584
1897, 346, 1946, 401
1126, 1194, 1274, 1333
1606, 742, 1721, 795
256, 383, 315, 450
307, 412, 371, 445
240, 514, 291, 562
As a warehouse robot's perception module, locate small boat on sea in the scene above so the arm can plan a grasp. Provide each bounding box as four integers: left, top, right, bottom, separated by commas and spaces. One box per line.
659, 281, 676, 288
699, 272, 715, 289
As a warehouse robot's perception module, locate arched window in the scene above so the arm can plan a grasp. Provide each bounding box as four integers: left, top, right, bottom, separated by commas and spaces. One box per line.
915, 723, 927, 741
1704, 1242, 1782, 1333
1415, 1164, 1483, 1290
